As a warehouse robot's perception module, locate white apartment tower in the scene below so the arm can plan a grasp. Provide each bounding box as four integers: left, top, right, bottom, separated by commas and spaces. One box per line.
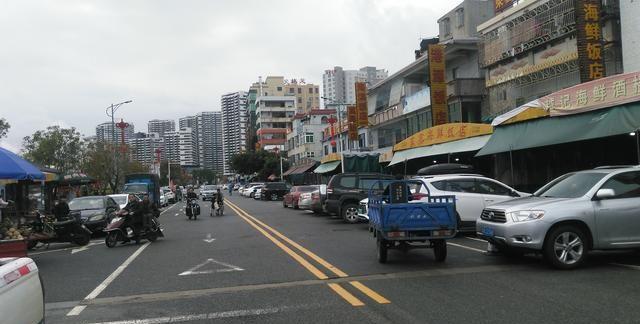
221, 91, 248, 175
322, 66, 388, 104
196, 111, 224, 173
95, 121, 135, 144
147, 119, 176, 138
177, 127, 198, 167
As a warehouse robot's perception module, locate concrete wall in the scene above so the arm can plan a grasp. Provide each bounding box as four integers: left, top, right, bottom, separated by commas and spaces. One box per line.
621, 0, 640, 72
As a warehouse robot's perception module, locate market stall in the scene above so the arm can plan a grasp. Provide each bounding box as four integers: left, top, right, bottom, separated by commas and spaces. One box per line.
0, 147, 45, 257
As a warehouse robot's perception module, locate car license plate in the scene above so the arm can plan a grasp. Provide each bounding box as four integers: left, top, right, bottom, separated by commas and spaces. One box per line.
482, 226, 494, 237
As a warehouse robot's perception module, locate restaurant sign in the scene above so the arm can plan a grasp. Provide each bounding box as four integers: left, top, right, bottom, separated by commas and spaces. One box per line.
428, 44, 448, 126
355, 82, 369, 127
575, 0, 604, 82
393, 123, 493, 152
542, 71, 640, 116
347, 106, 358, 140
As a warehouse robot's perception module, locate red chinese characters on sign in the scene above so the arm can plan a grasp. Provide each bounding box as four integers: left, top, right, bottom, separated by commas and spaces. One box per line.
429, 44, 448, 126
347, 106, 358, 141
355, 82, 368, 127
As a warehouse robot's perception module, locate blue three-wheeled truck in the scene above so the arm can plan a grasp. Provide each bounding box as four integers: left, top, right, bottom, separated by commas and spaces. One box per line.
368, 180, 458, 263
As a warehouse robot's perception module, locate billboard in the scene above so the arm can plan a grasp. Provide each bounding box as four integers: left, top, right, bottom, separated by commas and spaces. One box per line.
355, 82, 369, 127
347, 106, 358, 140
428, 44, 448, 126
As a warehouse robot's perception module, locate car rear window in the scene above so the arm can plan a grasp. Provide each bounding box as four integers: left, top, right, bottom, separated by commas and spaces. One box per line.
339, 176, 356, 188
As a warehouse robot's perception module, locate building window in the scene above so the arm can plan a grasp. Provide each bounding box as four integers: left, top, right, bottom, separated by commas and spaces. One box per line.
297, 88, 302, 94
441, 18, 450, 36
324, 146, 329, 155
456, 8, 464, 28
289, 88, 295, 94
277, 86, 282, 91
305, 132, 314, 143
298, 98, 302, 104
332, 145, 337, 153
308, 88, 313, 94
358, 133, 366, 148
315, 88, 319, 93
306, 151, 315, 158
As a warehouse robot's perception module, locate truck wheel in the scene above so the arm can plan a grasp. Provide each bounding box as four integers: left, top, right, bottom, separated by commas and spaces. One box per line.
433, 240, 447, 262
342, 203, 359, 224
105, 232, 119, 248
377, 237, 388, 263
544, 225, 588, 270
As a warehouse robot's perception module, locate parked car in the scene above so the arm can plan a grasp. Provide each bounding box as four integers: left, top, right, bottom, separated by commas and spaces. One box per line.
253, 187, 263, 200
69, 196, 120, 232
411, 174, 527, 231
241, 183, 262, 197
200, 185, 217, 201
283, 185, 318, 209
162, 187, 175, 203
0, 257, 45, 324
233, 184, 241, 191
260, 182, 289, 201
298, 185, 327, 214
248, 185, 263, 199
159, 192, 167, 207
477, 166, 640, 269
108, 193, 131, 210
325, 173, 396, 223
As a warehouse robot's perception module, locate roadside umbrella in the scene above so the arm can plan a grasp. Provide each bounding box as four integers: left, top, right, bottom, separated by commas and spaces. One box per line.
0, 147, 45, 180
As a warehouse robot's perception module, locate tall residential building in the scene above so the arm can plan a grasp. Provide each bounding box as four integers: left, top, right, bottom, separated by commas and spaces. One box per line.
255, 96, 296, 151
128, 132, 165, 166
178, 127, 198, 167
179, 116, 198, 130
163, 131, 180, 163
147, 119, 175, 138
322, 66, 388, 105
621, 0, 639, 72
221, 91, 248, 175
95, 121, 134, 144
196, 111, 224, 173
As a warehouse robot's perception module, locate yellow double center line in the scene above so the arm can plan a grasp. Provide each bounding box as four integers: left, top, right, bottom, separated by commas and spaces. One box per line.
225, 200, 390, 307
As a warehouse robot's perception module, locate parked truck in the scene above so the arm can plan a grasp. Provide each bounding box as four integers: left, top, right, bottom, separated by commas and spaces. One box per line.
123, 173, 161, 211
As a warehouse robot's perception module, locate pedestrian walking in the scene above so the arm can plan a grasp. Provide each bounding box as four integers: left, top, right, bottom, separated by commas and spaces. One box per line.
228, 183, 233, 196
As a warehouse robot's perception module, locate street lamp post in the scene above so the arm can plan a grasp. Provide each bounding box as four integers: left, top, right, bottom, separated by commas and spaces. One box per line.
105, 100, 132, 191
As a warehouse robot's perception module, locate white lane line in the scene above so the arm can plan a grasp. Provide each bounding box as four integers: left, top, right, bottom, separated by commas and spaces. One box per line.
610, 263, 640, 270
71, 242, 102, 254
464, 236, 487, 243
178, 258, 244, 276
85, 307, 287, 324
447, 242, 485, 253
66, 242, 151, 316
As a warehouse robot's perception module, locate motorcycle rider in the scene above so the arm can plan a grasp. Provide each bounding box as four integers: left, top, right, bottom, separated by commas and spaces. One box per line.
53, 197, 70, 221
141, 194, 158, 230
122, 194, 142, 243
212, 188, 224, 215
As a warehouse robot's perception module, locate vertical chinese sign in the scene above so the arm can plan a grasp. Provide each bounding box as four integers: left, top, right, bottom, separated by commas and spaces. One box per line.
428, 44, 448, 126
575, 0, 604, 82
355, 82, 368, 128
347, 106, 358, 141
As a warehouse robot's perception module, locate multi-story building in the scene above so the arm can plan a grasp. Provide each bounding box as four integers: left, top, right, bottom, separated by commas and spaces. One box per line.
255, 96, 296, 151
179, 116, 198, 130
221, 91, 248, 175
286, 109, 335, 166
196, 111, 224, 173
95, 121, 134, 144
322, 66, 388, 105
147, 119, 175, 138
283, 80, 320, 114
621, 0, 639, 72
163, 130, 180, 163
177, 127, 198, 167
128, 132, 165, 166
478, 0, 623, 117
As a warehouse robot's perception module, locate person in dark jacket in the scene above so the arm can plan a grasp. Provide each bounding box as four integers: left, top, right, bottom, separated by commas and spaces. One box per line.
122, 194, 142, 243
53, 197, 70, 221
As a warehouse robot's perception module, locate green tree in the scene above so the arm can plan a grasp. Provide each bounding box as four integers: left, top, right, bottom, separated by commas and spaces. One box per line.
159, 161, 190, 186
0, 118, 10, 139
83, 142, 150, 193
22, 126, 85, 173
231, 150, 289, 181
191, 168, 218, 185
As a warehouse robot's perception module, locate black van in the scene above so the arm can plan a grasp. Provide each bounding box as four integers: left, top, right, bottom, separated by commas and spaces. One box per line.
324, 173, 395, 223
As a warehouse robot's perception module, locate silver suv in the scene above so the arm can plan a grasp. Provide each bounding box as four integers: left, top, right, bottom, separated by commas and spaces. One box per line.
477, 166, 640, 269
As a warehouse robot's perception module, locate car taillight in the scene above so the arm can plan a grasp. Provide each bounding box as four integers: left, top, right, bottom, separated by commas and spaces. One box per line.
411, 193, 429, 200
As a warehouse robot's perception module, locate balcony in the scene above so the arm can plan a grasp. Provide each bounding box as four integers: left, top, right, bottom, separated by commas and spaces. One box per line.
447, 78, 485, 98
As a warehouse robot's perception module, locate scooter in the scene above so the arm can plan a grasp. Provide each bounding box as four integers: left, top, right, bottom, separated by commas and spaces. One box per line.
104, 210, 164, 248
186, 198, 200, 220
27, 210, 92, 249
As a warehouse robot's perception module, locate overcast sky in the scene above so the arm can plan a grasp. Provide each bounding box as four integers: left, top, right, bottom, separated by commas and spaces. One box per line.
0, 0, 454, 153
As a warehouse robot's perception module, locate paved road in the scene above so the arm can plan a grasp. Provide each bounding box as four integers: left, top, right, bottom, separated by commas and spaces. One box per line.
32, 194, 640, 323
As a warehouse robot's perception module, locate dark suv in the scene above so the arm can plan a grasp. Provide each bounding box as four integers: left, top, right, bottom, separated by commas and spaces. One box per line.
260, 182, 289, 201
325, 173, 395, 223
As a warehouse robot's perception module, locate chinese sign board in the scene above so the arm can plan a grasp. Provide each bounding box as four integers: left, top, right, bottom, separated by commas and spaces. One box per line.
494, 0, 514, 13
575, 0, 604, 82
541, 71, 640, 116
428, 44, 448, 126
393, 123, 493, 152
355, 82, 369, 127
347, 106, 358, 140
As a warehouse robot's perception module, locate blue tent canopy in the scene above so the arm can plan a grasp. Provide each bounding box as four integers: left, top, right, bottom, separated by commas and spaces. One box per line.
0, 147, 45, 180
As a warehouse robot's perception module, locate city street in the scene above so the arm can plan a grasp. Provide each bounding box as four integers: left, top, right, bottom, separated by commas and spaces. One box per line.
34, 195, 640, 324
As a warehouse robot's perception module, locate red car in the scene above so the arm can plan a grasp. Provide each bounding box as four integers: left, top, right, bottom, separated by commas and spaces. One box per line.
282, 186, 317, 209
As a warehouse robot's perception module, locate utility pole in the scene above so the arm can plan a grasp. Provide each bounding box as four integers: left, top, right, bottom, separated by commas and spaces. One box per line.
105, 100, 132, 192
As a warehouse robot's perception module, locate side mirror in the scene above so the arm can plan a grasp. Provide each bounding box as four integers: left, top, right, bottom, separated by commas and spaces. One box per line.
595, 188, 615, 199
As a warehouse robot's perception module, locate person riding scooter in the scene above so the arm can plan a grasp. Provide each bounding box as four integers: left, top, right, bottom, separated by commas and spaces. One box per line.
121, 194, 143, 243
212, 188, 224, 216
141, 194, 158, 230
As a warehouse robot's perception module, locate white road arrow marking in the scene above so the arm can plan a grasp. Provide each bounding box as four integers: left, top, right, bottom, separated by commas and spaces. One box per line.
203, 233, 216, 243
71, 242, 101, 254
179, 258, 244, 276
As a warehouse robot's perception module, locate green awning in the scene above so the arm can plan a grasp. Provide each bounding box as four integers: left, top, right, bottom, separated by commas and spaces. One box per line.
476, 103, 640, 156
314, 161, 341, 174
389, 135, 491, 166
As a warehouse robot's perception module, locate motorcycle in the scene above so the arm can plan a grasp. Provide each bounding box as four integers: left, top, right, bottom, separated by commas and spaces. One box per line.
27, 210, 92, 249
186, 198, 200, 220
104, 209, 164, 248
